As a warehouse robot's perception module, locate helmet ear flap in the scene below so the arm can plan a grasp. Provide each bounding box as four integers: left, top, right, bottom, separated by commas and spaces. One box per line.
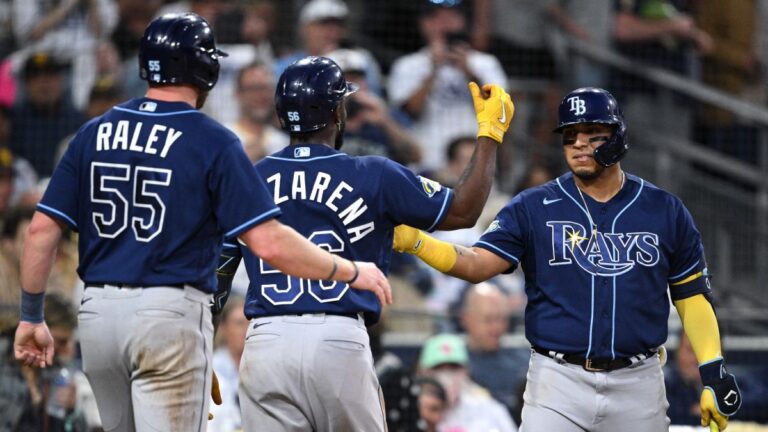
593, 122, 629, 167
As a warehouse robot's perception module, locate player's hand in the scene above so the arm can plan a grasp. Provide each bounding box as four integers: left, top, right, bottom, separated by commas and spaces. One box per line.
468, 82, 514, 143
14, 321, 54, 368
393, 225, 423, 254
208, 369, 222, 421
699, 359, 741, 430
350, 261, 392, 307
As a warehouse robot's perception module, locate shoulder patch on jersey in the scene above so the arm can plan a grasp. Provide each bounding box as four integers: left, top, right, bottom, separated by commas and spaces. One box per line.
139, 101, 157, 112
484, 219, 502, 234
294, 147, 311, 158
419, 176, 442, 197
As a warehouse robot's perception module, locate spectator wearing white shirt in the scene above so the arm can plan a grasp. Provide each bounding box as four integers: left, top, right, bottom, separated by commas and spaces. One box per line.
388, 0, 507, 172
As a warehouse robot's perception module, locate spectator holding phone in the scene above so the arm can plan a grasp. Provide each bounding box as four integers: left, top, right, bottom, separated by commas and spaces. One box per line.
389, 0, 507, 172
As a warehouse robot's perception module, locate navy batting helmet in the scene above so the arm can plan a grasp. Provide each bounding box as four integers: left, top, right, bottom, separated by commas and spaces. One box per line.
275, 56, 358, 134
553, 87, 628, 167
139, 13, 228, 91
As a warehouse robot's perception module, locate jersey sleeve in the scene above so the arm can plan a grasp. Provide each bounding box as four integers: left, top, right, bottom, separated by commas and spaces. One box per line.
667, 198, 711, 300
379, 159, 453, 232
38, 137, 80, 231
210, 141, 281, 239
473, 195, 528, 273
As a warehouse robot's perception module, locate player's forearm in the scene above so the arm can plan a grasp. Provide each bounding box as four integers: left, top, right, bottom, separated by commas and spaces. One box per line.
20, 213, 65, 294
241, 220, 357, 282
613, 13, 680, 42
674, 294, 722, 363
439, 137, 497, 229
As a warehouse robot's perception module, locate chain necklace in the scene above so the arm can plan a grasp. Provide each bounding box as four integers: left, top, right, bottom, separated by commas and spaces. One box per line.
575, 170, 625, 236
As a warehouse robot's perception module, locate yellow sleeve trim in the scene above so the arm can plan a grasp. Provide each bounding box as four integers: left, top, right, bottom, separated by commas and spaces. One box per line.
671, 271, 702, 286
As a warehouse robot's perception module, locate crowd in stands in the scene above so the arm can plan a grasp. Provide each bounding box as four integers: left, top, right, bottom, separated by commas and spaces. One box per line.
0, 0, 767, 430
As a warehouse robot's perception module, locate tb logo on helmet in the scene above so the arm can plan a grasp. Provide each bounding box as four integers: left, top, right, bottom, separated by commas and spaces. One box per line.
568, 96, 586, 116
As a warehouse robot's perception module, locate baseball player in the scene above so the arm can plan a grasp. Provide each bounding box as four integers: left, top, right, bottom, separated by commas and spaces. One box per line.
14, 14, 390, 432
393, 88, 742, 431
213, 56, 513, 432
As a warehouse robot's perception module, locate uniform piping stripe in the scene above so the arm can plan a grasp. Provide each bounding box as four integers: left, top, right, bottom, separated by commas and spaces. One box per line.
609, 178, 644, 359
427, 189, 453, 232
225, 208, 281, 238
586, 275, 595, 358
37, 203, 78, 228
113, 106, 198, 116
475, 241, 520, 263
670, 260, 701, 281
223, 242, 238, 248
265, 153, 346, 163
556, 177, 594, 228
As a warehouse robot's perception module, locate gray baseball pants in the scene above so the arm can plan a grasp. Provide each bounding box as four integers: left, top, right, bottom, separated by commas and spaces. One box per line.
78, 285, 213, 432
520, 350, 670, 432
238, 313, 387, 432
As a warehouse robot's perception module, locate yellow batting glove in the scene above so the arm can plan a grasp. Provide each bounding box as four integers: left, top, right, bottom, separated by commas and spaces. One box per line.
392, 225, 457, 273
701, 389, 727, 430
468, 82, 514, 143
393, 224, 423, 253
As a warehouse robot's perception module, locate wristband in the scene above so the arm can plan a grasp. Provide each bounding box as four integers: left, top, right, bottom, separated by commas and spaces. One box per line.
346, 261, 359, 285
326, 256, 338, 280
20, 290, 45, 324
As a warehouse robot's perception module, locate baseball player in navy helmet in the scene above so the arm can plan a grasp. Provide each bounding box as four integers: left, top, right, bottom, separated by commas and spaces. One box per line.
393, 88, 741, 431
213, 56, 514, 431
14, 14, 389, 432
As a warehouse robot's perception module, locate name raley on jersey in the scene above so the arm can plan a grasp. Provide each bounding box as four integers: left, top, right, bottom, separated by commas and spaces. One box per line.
94, 103, 183, 158
265, 146, 375, 244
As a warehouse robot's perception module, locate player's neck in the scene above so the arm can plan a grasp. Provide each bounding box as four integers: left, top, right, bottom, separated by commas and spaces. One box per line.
574, 166, 624, 203
145, 85, 198, 109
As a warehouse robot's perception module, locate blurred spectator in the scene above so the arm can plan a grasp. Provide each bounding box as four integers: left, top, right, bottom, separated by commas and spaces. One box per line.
388, 0, 507, 172
42, 293, 101, 432
327, 48, 421, 165
0, 207, 35, 334
0, 146, 13, 216
9, 53, 85, 178
225, 61, 288, 163
0, 1, 15, 59
693, 0, 760, 163
358, 0, 424, 73
664, 332, 702, 425
469, 0, 558, 81
611, 0, 713, 157
418, 333, 518, 431
416, 376, 448, 432
549, 0, 614, 88
461, 282, 529, 416
0, 108, 39, 208
111, 0, 164, 97
273, 0, 383, 95
369, 320, 422, 431
12, 0, 118, 108
434, 135, 475, 187
156, 0, 228, 24
665, 332, 768, 425
0, 293, 101, 431
612, 0, 712, 96
209, 295, 248, 432
55, 77, 123, 165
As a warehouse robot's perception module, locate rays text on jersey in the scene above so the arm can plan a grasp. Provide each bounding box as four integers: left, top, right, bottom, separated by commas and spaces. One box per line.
547, 221, 660, 276
96, 120, 182, 158
266, 171, 375, 243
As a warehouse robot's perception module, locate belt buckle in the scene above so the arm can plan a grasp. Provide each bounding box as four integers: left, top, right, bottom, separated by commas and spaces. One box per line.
584, 358, 606, 372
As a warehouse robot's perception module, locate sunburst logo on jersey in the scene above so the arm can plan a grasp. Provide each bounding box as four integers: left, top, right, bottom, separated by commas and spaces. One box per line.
419, 176, 442, 197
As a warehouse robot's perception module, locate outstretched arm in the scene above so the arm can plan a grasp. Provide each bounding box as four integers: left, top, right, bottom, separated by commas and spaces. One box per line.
438, 83, 514, 230
393, 225, 509, 283
240, 219, 392, 306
